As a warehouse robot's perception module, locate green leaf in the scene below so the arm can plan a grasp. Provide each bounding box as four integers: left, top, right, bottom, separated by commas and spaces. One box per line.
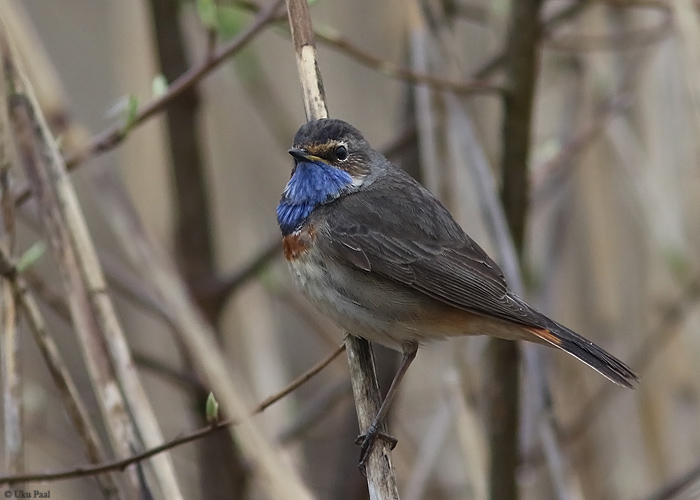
197, 0, 218, 30
205, 392, 219, 423
216, 6, 246, 39
16, 241, 46, 273
151, 74, 169, 98
122, 94, 139, 135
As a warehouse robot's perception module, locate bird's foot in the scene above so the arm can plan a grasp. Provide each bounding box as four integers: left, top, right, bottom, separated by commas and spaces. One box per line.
355, 422, 398, 471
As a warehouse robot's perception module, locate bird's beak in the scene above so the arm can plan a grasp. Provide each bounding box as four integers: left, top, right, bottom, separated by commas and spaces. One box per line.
288, 148, 323, 163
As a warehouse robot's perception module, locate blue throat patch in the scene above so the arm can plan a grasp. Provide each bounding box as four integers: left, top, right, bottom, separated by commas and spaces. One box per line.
277, 160, 353, 235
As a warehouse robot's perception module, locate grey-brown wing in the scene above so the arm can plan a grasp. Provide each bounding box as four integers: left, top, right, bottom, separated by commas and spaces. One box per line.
314, 173, 546, 328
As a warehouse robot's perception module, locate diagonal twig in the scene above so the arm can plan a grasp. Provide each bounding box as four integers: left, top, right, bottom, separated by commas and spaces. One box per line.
0, 26, 182, 499
0, 343, 345, 486
62, 0, 284, 171
0, 250, 122, 499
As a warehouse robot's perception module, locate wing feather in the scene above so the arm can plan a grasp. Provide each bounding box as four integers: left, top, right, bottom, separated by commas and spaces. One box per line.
313, 168, 547, 329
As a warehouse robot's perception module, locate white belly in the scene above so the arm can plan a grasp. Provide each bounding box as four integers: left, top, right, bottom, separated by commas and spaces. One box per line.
287, 247, 443, 350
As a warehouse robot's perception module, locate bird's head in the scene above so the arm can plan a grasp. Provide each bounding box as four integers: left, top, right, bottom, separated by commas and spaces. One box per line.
288, 118, 373, 182
277, 119, 375, 235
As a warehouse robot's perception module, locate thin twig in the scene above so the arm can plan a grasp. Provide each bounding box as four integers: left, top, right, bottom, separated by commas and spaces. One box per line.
277, 377, 351, 443
241, 1, 504, 95
91, 165, 314, 500
523, 276, 700, 466
532, 95, 632, 203
62, 0, 284, 171
315, 27, 504, 96
206, 239, 280, 311
0, 343, 345, 486
472, 0, 592, 79
642, 459, 700, 500
544, 1, 672, 52
1, 30, 178, 498
0, 250, 122, 499
0, 29, 23, 485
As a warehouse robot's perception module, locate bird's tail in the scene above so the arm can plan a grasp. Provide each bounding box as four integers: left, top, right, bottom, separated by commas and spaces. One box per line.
524, 322, 638, 389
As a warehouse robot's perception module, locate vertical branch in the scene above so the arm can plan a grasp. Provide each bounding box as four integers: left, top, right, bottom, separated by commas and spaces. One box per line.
92, 168, 315, 500
488, 1, 544, 500
1, 263, 20, 478
0, 250, 123, 499
500, 0, 543, 250
346, 337, 400, 499
10, 92, 143, 496
89, 2, 313, 499
148, 0, 215, 298
286, 0, 327, 120
0, 26, 183, 499
0, 34, 22, 485
284, 0, 399, 497
145, 0, 246, 498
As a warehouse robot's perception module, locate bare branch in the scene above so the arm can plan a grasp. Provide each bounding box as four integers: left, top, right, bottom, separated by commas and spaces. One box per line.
0, 29, 23, 485
0, 27, 181, 498
62, 0, 284, 170
489, 1, 544, 499
0, 343, 345, 486
0, 250, 122, 499
284, 0, 400, 496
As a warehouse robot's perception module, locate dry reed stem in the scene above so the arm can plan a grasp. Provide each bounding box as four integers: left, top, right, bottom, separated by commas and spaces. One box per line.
62, 0, 284, 172
1, 274, 21, 478
0, 343, 345, 486
91, 164, 313, 500
0, 0, 90, 153
345, 336, 401, 500
0, 250, 122, 499
0, 22, 182, 499
448, 373, 487, 500
285, 0, 400, 496
673, 0, 700, 154
0, 32, 23, 486
441, 36, 576, 500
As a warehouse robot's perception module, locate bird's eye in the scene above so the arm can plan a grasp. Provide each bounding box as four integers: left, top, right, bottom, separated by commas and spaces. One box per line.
335, 144, 348, 161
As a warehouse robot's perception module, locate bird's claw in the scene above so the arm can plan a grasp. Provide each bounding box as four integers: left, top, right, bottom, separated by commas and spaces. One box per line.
355, 423, 398, 471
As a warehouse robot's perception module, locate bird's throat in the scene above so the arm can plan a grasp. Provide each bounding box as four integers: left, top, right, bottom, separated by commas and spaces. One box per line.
277, 161, 353, 235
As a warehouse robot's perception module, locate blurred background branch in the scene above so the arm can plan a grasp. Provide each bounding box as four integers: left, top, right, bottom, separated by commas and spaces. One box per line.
0, 0, 695, 499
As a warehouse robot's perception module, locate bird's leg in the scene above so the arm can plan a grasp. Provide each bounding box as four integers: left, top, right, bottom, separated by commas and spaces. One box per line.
355, 344, 418, 468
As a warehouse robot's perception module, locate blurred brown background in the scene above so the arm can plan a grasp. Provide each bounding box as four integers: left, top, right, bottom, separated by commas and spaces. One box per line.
1, 0, 699, 499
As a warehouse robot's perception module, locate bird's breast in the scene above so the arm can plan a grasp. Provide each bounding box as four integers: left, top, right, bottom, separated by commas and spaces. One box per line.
283, 225, 317, 261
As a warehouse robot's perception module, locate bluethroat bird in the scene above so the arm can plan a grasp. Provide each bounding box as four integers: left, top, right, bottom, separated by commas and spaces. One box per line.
277, 118, 638, 466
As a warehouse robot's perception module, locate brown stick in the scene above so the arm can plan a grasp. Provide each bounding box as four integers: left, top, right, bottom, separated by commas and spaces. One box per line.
0, 35, 23, 487
0, 251, 122, 499
62, 0, 284, 171
284, 0, 400, 496
2, 35, 146, 498
0, 343, 345, 486
488, 1, 544, 500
